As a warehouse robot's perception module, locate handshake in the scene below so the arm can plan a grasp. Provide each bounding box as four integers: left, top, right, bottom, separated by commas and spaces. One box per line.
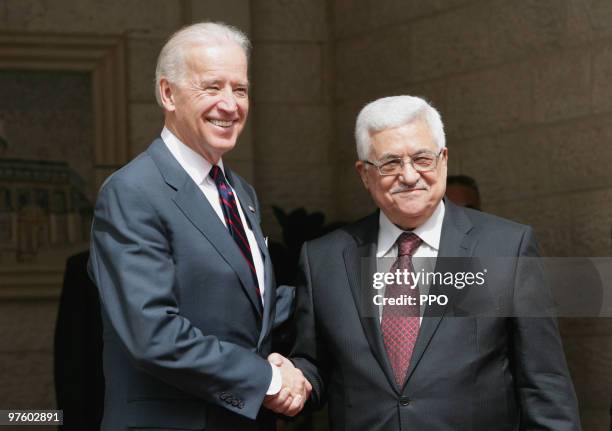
263, 353, 312, 417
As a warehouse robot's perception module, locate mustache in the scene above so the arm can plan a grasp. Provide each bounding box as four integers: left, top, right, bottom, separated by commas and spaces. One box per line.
390, 183, 428, 194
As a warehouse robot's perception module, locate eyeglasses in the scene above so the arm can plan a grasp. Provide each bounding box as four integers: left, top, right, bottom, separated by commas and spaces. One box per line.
363, 149, 444, 176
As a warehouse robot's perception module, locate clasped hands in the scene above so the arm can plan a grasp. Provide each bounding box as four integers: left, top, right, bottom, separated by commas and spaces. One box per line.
263, 353, 312, 416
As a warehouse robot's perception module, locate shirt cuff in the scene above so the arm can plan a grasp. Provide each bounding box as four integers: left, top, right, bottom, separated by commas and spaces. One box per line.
266, 363, 282, 395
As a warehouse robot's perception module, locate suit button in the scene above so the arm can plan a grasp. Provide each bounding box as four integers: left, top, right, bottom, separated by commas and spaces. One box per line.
399, 396, 411, 406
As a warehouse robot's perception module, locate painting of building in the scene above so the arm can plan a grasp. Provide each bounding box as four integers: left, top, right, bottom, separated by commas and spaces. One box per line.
0, 158, 92, 264
0, 67, 98, 268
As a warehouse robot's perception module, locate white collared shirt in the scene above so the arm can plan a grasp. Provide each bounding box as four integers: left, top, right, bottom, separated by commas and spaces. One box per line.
376, 201, 446, 322
161, 127, 266, 302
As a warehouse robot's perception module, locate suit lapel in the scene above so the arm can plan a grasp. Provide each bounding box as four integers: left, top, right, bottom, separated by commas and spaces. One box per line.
147, 139, 263, 318
226, 171, 268, 261
403, 200, 475, 387
344, 213, 401, 394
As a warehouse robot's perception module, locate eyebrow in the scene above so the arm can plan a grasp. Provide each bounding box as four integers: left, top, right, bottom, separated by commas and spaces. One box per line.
377, 152, 402, 161
411, 149, 436, 156
376, 149, 434, 160
198, 78, 249, 87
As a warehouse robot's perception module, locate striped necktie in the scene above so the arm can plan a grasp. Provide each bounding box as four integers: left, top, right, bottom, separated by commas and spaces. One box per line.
209, 165, 261, 305
381, 232, 422, 387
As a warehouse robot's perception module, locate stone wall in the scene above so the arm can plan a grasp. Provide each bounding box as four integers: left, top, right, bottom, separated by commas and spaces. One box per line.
250, 0, 336, 239
0, 300, 57, 409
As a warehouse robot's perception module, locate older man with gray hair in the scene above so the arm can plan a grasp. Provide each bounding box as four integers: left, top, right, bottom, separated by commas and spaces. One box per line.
289, 95, 581, 430
89, 22, 309, 431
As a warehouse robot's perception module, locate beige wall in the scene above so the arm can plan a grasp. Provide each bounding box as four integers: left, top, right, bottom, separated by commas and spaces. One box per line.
250, 0, 336, 239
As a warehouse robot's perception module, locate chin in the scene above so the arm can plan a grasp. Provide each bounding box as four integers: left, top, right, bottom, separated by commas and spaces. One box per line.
395, 195, 427, 208
208, 138, 237, 152
396, 202, 429, 217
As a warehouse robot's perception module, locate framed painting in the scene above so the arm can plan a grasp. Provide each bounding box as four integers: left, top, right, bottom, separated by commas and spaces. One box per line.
0, 32, 128, 298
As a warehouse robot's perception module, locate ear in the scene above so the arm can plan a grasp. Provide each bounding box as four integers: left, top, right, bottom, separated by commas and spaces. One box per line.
355, 160, 371, 191
440, 147, 448, 166
159, 78, 177, 112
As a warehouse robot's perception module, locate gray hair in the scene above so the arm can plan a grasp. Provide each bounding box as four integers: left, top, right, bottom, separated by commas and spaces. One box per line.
155, 22, 251, 107
355, 95, 446, 160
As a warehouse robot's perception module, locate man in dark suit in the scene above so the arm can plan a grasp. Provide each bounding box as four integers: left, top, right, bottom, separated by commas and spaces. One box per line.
54, 250, 104, 430
89, 22, 309, 431
288, 96, 581, 430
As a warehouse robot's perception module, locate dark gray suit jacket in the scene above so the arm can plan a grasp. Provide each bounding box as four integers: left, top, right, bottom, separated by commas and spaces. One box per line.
89, 138, 277, 431
291, 200, 581, 431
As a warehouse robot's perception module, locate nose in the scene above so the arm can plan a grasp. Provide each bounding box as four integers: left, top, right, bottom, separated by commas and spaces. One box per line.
399, 160, 421, 185
217, 89, 238, 112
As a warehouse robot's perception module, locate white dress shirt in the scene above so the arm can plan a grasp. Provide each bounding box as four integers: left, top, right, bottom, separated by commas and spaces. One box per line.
376, 201, 446, 323
161, 127, 281, 395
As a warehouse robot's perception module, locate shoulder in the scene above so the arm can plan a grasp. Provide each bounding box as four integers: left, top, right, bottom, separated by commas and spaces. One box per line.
305, 213, 377, 254
91, 149, 168, 235
461, 206, 530, 236
97, 143, 166, 200
447, 203, 536, 255
92, 146, 170, 221
102, 153, 159, 191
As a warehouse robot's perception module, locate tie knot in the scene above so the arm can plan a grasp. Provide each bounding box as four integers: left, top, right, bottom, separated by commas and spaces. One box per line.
397, 232, 422, 257
209, 165, 225, 185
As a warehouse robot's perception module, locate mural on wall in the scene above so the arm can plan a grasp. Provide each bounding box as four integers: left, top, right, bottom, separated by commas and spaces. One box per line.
0, 70, 94, 266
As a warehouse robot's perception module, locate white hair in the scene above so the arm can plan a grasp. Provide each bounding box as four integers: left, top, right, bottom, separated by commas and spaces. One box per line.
354, 95, 446, 160
154, 22, 251, 107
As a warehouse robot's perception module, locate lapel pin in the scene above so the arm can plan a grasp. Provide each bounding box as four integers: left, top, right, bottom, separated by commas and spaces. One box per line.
248, 205, 256, 213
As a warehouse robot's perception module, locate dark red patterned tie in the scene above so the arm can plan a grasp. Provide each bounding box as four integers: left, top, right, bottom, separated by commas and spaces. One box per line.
209, 165, 261, 304
381, 232, 423, 387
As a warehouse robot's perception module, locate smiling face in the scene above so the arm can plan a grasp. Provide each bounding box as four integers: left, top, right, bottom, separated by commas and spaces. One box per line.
356, 119, 448, 230
160, 41, 249, 164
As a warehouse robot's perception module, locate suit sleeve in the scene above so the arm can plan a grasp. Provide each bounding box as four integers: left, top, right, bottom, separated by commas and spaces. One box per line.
290, 242, 331, 410
89, 177, 271, 420
511, 226, 581, 430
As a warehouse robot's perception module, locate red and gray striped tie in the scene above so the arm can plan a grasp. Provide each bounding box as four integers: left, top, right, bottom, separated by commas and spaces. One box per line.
210, 165, 261, 305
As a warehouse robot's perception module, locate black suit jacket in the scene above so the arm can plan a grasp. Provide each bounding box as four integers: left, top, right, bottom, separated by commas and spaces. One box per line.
54, 251, 104, 431
89, 138, 277, 431
291, 201, 580, 430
